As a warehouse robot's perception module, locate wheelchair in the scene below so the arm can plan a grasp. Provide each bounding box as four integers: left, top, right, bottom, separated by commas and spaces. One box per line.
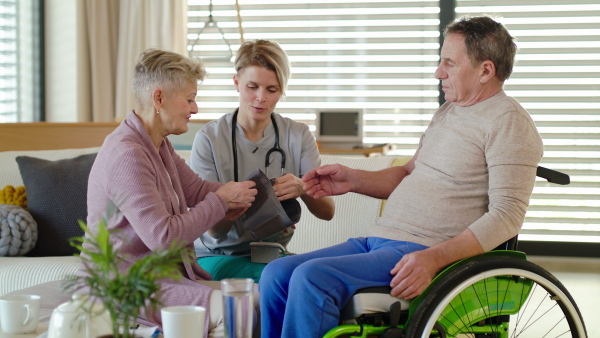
323, 167, 587, 338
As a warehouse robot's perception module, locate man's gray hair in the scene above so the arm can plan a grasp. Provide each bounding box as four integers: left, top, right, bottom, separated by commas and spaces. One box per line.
445, 15, 517, 81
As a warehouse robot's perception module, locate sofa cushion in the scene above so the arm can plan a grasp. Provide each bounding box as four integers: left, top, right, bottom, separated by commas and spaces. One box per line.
15, 153, 97, 257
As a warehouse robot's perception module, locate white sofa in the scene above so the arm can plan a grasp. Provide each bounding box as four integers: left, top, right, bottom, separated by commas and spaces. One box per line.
0, 146, 405, 296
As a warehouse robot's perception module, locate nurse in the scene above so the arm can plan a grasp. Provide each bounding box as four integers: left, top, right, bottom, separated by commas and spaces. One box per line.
190, 39, 335, 282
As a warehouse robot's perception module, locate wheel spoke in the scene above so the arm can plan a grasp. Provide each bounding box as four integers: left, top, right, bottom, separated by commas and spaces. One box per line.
448, 300, 472, 336
514, 283, 546, 335
513, 278, 530, 338
541, 315, 567, 338
520, 302, 558, 333
407, 256, 586, 338
438, 312, 476, 338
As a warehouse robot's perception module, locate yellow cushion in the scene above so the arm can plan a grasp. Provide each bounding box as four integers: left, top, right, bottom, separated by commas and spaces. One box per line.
391, 157, 410, 167
379, 157, 411, 215
0, 185, 27, 208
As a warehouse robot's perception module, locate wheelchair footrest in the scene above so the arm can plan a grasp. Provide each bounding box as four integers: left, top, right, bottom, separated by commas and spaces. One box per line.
382, 327, 405, 338
355, 312, 390, 327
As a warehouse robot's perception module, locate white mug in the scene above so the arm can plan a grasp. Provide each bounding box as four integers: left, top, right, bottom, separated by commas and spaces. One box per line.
161, 305, 205, 338
0, 294, 41, 334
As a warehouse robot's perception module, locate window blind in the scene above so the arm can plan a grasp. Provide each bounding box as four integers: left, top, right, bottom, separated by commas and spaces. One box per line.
0, 0, 36, 122
187, 0, 440, 156
0, 0, 18, 122
188, 0, 600, 246
456, 0, 600, 244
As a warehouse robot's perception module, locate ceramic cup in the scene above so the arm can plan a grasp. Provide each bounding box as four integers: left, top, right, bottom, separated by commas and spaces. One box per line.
0, 294, 41, 334
161, 305, 205, 338
221, 278, 254, 338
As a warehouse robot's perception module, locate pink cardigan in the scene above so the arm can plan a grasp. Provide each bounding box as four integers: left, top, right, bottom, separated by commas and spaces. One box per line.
83, 111, 227, 330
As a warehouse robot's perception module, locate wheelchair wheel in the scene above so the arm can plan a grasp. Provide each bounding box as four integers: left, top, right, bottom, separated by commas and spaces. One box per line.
405, 255, 587, 338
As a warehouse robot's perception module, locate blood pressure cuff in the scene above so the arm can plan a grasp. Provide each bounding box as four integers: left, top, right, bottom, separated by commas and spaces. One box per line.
241, 168, 301, 241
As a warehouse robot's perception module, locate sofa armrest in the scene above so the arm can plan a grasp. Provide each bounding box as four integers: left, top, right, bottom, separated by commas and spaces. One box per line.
0, 256, 81, 296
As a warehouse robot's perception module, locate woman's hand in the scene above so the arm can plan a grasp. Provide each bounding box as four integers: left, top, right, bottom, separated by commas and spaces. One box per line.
272, 173, 304, 201
224, 207, 248, 221
207, 208, 247, 239
215, 180, 257, 209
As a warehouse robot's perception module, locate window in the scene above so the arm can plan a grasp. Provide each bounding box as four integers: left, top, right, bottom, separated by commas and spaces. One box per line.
187, 0, 440, 157
0, 0, 42, 122
455, 1, 600, 247
188, 1, 600, 251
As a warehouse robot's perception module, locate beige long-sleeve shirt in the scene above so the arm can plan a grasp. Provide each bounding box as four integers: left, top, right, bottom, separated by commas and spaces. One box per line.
370, 91, 543, 251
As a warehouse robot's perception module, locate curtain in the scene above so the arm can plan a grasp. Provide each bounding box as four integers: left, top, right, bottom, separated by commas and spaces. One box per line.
114, 0, 188, 121
83, 0, 188, 122
85, 0, 120, 122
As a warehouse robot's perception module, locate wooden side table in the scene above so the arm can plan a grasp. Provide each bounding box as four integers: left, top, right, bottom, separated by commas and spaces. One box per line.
318, 143, 394, 157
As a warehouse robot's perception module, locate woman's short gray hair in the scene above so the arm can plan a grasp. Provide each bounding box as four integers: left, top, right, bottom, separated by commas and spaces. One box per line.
234, 40, 291, 96
132, 48, 206, 108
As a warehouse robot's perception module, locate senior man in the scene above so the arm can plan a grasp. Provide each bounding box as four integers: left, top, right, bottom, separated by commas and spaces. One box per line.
259, 15, 544, 338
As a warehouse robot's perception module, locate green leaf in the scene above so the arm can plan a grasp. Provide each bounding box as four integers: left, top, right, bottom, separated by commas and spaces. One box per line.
63, 217, 185, 337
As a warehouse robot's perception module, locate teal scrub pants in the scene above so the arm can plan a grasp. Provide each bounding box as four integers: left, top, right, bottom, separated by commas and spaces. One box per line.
197, 256, 266, 283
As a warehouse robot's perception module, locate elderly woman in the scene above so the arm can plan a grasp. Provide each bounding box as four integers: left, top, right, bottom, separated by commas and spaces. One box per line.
189, 39, 335, 282
83, 48, 257, 336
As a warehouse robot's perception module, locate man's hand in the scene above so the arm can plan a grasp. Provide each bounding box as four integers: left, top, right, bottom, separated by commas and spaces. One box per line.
272, 174, 304, 201
302, 164, 353, 199
389, 249, 442, 299
390, 230, 484, 299
215, 180, 257, 210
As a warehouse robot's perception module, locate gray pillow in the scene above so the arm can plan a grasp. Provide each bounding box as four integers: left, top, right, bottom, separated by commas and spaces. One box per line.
15, 153, 97, 257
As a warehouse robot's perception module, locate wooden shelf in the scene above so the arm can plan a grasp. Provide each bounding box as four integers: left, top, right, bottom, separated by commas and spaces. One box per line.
319, 144, 394, 157
0, 122, 119, 151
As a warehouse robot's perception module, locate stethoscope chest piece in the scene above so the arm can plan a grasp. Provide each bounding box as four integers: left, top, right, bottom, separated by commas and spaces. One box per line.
231, 109, 286, 182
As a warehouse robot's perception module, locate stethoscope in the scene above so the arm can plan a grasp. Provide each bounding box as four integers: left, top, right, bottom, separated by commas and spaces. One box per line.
231, 109, 286, 182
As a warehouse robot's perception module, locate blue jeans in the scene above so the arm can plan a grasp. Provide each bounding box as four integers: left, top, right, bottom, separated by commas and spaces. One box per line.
259, 237, 428, 338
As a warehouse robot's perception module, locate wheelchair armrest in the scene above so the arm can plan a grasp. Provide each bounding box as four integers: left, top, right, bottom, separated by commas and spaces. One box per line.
536, 166, 570, 185
341, 286, 409, 325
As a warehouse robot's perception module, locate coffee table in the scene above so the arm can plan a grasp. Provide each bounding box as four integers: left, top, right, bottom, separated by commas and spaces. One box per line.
0, 281, 160, 338
0, 322, 49, 338
0, 280, 68, 337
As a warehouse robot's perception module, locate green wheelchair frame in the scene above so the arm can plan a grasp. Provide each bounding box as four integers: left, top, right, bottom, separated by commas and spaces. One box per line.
324, 167, 587, 338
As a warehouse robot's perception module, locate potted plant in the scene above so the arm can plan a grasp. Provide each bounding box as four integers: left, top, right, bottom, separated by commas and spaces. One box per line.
63, 219, 186, 338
